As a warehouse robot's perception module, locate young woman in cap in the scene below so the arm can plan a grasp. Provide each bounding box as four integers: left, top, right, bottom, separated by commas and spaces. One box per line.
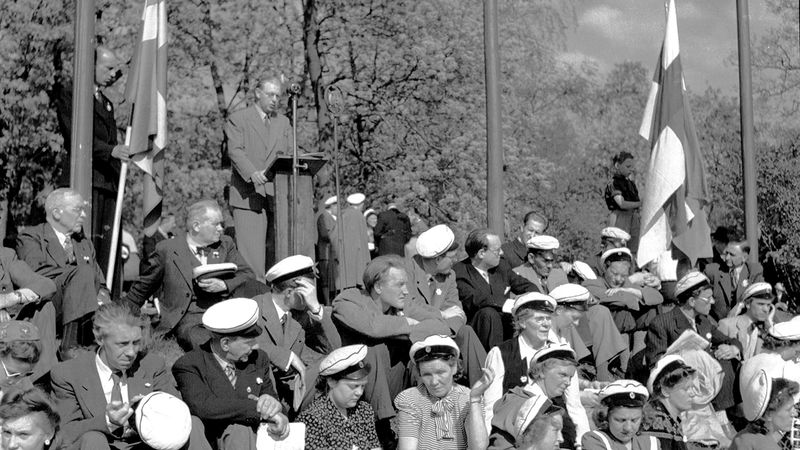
582, 380, 658, 450
297, 344, 380, 450
0, 387, 59, 450
395, 335, 493, 450
641, 356, 696, 450
604, 151, 640, 249
516, 396, 565, 450
731, 370, 799, 450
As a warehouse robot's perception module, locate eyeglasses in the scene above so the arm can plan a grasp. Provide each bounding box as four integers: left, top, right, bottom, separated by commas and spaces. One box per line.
696, 296, 714, 304
1, 360, 33, 381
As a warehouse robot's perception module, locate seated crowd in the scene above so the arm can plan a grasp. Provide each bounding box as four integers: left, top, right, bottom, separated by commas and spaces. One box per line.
0, 188, 798, 450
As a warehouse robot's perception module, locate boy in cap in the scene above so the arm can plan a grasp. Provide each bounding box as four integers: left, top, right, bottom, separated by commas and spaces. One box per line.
172, 298, 288, 450
296, 344, 380, 449
405, 224, 487, 385
333, 193, 371, 291
513, 235, 568, 294
718, 282, 775, 360
253, 254, 341, 414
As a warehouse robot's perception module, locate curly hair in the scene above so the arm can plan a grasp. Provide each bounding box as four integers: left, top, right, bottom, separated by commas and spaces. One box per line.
0, 387, 60, 437
518, 410, 563, 448
749, 378, 800, 434
652, 364, 696, 399
0, 341, 41, 364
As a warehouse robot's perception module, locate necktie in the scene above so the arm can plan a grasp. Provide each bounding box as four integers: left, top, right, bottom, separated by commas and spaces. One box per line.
110, 373, 123, 404
224, 364, 237, 387
280, 314, 288, 332
64, 237, 76, 264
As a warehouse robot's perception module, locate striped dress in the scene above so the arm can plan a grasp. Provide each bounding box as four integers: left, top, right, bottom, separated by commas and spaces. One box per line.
395, 384, 472, 450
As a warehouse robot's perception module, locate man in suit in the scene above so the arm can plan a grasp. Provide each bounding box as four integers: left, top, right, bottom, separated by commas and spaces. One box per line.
173, 298, 289, 450
140, 213, 176, 274
50, 303, 211, 450
646, 271, 740, 411
453, 228, 538, 351
512, 235, 569, 294
315, 196, 337, 303
0, 247, 57, 381
501, 211, 548, 269
718, 282, 775, 360
705, 237, 764, 320
17, 188, 110, 357
125, 200, 266, 351
406, 224, 487, 385
226, 76, 291, 282
332, 255, 451, 449
334, 193, 371, 290
253, 255, 341, 415
373, 202, 411, 257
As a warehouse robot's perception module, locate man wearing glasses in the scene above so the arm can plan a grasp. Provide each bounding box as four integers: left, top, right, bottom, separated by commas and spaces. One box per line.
453, 228, 538, 350
0, 320, 41, 399
17, 188, 110, 359
226, 76, 291, 283
512, 235, 568, 294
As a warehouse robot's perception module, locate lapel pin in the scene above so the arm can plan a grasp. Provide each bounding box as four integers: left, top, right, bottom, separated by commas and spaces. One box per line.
435, 288, 442, 296
144, 382, 152, 388
246, 386, 252, 394
256, 377, 263, 385
83, 256, 90, 262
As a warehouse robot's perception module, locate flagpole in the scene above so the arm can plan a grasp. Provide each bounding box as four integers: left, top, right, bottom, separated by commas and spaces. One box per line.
70, 0, 95, 235
484, 0, 504, 238
105, 131, 130, 290
736, 0, 759, 260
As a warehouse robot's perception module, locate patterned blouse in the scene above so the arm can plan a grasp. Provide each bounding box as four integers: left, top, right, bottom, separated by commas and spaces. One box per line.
641, 399, 688, 450
395, 384, 472, 450
296, 395, 381, 450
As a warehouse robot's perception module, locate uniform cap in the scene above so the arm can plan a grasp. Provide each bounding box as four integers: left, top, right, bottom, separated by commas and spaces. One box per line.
742, 282, 773, 303
135, 392, 192, 450
363, 208, 377, 218
511, 292, 557, 315
601, 227, 631, 242
646, 355, 692, 395
415, 224, 458, 259
530, 342, 576, 365
571, 261, 597, 281
674, 271, 710, 298
742, 369, 771, 421
346, 193, 366, 205
265, 255, 316, 285
549, 284, 590, 310
192, 262, 237, 281
324, 196, 337, 207
319, 344, 371, 380
598, 380, 649, 408
0, 321, 40, 342
526, 235, 560, 251
768, 315, 800, 341
600, 247, 632, 266
515, 395, 560, 440
409, 335, 460, 361
202, 298, 261, 336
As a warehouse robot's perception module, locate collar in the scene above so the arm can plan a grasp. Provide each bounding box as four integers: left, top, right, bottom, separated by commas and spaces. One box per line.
473, 264, 489, 279
51, 225, 69, 246
95, 352, 122, 381
272, 297, 288, 322
211, 349, 234, 372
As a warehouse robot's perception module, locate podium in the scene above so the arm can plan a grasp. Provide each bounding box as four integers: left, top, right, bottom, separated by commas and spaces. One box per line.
266, 155, 328, 261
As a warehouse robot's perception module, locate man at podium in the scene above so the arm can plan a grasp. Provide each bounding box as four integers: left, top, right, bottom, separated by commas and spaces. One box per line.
226, 75, 291, 282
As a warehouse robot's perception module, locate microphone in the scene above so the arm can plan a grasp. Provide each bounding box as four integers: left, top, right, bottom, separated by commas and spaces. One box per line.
287, 83, 301, 96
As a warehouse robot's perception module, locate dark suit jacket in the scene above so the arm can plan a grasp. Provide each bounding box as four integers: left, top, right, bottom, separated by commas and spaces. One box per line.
172, 347, 279, 439
125, 233, 257, 332
406, 255, 465, 333
253, 293, 339, 371
16, 224, 106, 322
373, 208, 411, 257
705, 261, 764, 320
50, 350, 179, 448
645, 306, 741, 366
315, 211, 336, 262
0, 246, 56, 306
140, 229, 173, 274
501, 238, 528, 271
54, 85, 120, 192
453, 258, 537, 318
226, 106, 291, 210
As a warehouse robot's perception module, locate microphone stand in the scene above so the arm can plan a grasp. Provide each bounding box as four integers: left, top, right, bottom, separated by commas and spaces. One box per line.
289, 87, 299, 254
325, 86, 347, 290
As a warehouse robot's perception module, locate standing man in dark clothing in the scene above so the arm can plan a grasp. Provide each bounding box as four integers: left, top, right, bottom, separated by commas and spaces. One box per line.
501, 211, 548, 269
53, 46, 127, 299
374, 202, 411, 257
315, 196, 337, 303
604, 151, 641, 252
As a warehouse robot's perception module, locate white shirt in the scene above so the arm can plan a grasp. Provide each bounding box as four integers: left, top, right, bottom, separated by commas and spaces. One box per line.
186, 235, 208, 265
51, 226, 71, 251
95, 353, 129, 431
473, 265, 490, 285
483, 331, 590, 441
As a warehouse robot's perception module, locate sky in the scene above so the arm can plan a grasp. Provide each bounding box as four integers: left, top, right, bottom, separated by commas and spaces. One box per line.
564, 0, 781, 93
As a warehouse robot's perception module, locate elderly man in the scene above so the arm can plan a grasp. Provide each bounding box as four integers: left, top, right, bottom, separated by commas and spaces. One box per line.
253, 255, 341, 415
513, 235, 568, 294
334, 193, 371, 291
173, 298, 289, 450
501, 211, 548, 269
0, 246, 56, 381
17, 188, 110, 357
50, 303, 211, 450
453, 228, 538, 350
704, 236, 764, 320
718, 282, 775, 360
405, 224, 487, 385
0, 321, 42, 397
332, 254, 451, 449
125, 199, 264, 351
315, 196, 337, 303
227, 76, 291, 281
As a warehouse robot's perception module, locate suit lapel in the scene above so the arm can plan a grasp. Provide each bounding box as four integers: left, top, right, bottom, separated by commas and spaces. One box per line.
172, 235, 200, 289
78, 354, 110, 418
248, 107, 275, 156
43, 225, 68, 267
260, 295, 285, 347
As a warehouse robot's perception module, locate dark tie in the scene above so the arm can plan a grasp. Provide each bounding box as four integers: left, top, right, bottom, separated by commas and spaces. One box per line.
63, 237, 76, 264
110, 373, 123, 404
281, 314, 288, 332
